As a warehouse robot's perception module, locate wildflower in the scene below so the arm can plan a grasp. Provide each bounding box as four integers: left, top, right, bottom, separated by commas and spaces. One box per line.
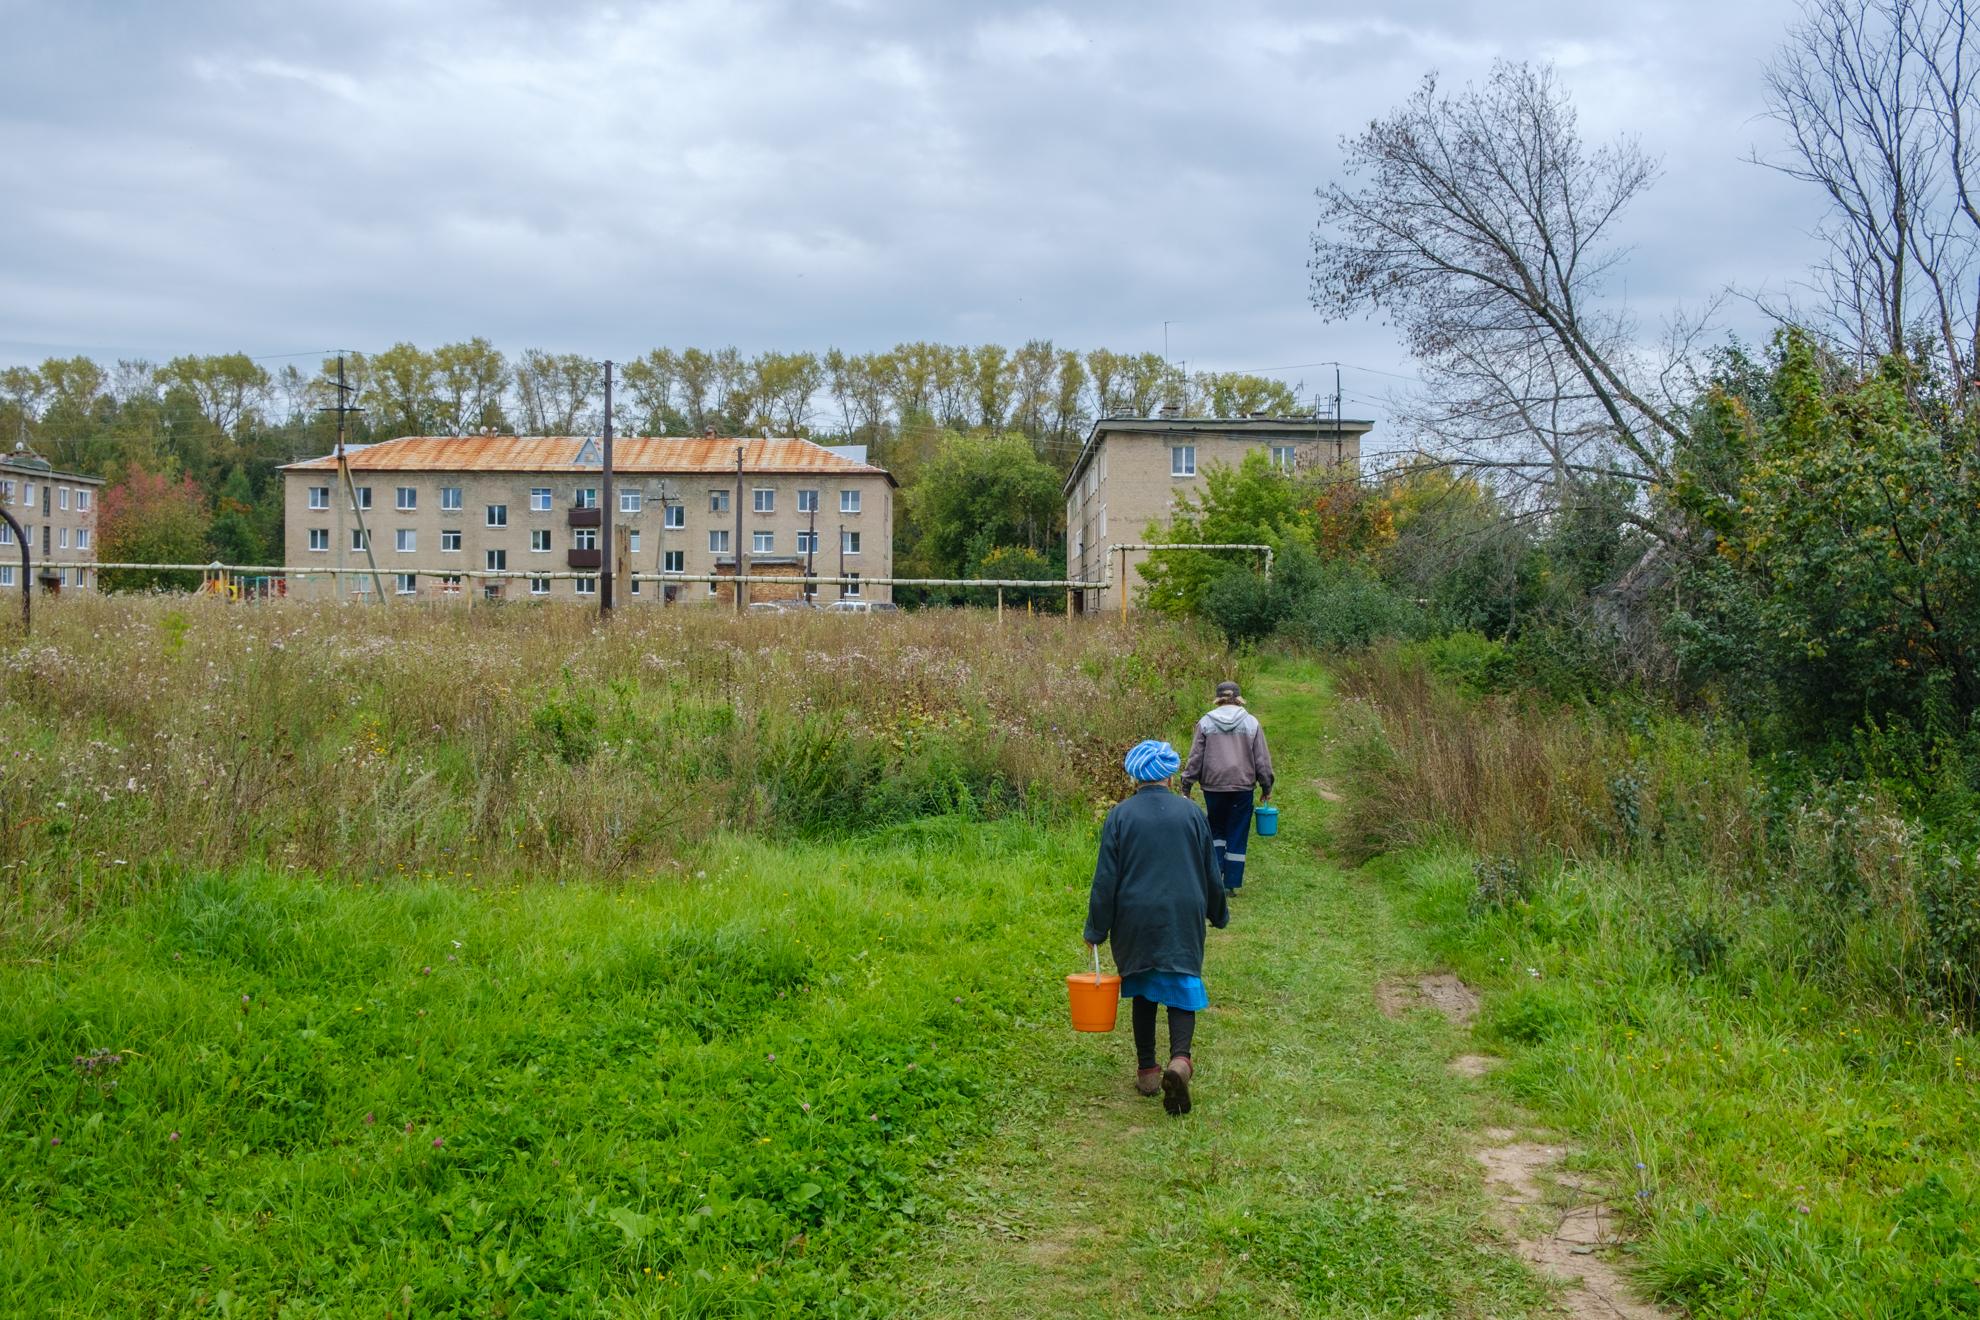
766, 1053, 776, 1062
169, 1131, 180, 1142
801, 1102, 811, 1112
432, 1137, 444, 1149
1635, 1162, 1646, 1170
405, 1122, 414, 1134
364, 1113, 375, 1125
421, 966, 432, 975
49, 1137, 59, 1146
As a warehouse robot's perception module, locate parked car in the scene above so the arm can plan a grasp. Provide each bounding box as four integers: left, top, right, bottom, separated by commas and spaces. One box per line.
824, 599, 898, 614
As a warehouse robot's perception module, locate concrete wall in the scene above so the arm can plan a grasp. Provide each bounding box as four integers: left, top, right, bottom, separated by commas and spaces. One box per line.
282, 469, 894, 603
1067, 425, 1362, 613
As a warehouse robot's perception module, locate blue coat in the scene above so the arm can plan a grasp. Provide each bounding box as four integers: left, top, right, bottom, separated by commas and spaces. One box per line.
1083, 784, 1229, 978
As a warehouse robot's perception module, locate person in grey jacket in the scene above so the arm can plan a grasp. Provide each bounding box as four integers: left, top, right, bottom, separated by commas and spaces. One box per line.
1084, 739, 1229, 1115
1179, 680, 1274, 892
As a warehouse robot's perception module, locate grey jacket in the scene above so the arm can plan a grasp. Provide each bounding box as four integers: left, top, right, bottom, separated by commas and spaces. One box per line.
1180, 704, 1275, 796
1083, 784, 1228, 978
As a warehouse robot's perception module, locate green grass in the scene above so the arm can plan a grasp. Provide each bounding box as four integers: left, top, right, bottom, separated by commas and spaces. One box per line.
0, 819, 1094, 1316
901, 657, 1553, 1317
1401, 848, 1980, 1317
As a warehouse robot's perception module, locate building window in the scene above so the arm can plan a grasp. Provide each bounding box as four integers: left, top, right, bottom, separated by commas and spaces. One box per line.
485, 549, 507, 571
355, 486, 373, 510
308, 528, 328, 551
841, 530, 861, 555
58, 487, 70, 510
710, 489, 730, 513
40, 525, 48, 555
0, 566, 13, 587
308, 485, 330, 510
0, 481, 13, 503
396, 486, 417, 510
573, 528, 598, 550
845, 572, 861, 597
530, 488, 552, 512
75, 488, 90, 511
22, 483, 33, 508
796, 531, 817, 554
709, 529, 730, 554
797, 489, 819, 514
395, 573, 417, 595
483, 584, 502, 601
486, 504, 507, 528
628, 530, 641, 554
752, 488, 774, 513
575, 488, 599, 509
530, 577, 550, 595
58, 528, 68, 549
531, 529, 551, 553
350, 528, 370, 551
708, 580, 719, 596
396, 529, 416, 553
441, 487, 462, 511
575, 576, 597, 596
631, 579, 641, 595
621, 490, 642, 513
663, 550, 684, 573
753, 531, 774, 553
840, 489, 860, 514
441, 530, 462, 552
75, 528, 89, 550
1171, 445, 1196, 477
1099, 505, 1107, 538
440, 574, 462, 593
664, 503, 684, 529
1270, 445, 1297, 470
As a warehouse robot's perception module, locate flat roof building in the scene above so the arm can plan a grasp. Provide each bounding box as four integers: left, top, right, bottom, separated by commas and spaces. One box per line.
280, 435, 896, 604
1063, 413, 1373, 613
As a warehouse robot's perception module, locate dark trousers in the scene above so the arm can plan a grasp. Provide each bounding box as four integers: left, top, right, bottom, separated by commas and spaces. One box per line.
1203, 788, 1255, 890
1132, 995, 1197, 1069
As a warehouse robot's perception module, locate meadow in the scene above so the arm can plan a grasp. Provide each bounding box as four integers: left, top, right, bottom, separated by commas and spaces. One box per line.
0, 599, 1223, 1315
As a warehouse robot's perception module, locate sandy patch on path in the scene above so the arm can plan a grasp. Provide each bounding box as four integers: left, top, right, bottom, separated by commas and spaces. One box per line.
1475, 1134, 1673, 1319
1375, 972, 1481, 1027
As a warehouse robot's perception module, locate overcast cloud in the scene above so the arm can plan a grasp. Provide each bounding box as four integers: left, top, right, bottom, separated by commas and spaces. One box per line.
0, 0, 1821, 418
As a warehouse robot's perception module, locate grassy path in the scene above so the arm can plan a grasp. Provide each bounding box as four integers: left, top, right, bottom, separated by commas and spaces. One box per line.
903, 657, 1553, 1317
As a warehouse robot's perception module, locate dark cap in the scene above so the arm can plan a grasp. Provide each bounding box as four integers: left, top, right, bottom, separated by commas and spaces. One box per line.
1215, 681, 1241, 701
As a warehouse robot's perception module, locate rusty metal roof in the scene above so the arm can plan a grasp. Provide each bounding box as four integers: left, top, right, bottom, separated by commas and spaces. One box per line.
282, 436, 895, 484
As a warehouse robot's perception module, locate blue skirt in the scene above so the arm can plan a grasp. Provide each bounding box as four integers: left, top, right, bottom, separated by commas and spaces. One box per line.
1119, 971, 1209, 1011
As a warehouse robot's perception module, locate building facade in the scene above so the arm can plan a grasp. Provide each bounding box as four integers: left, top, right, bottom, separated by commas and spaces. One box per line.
1063, 413, 1373, 613
0, 450, 103, 594
280, 435, 896, 603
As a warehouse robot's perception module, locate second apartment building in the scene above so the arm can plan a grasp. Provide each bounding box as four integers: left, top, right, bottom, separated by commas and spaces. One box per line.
280, 435, 896, 602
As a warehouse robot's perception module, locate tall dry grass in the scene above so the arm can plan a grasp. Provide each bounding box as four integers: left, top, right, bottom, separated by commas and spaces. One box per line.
1334, 645, 1957, 1013
0, 596, 1227, 949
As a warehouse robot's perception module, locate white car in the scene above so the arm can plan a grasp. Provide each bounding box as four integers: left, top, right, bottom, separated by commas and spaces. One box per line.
824, 600, 898, 613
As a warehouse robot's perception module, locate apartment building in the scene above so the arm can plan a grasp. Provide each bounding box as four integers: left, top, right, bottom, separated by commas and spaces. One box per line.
279, 435, 896, 603
0, 448, 103, 594
1063, 413, 1373, 613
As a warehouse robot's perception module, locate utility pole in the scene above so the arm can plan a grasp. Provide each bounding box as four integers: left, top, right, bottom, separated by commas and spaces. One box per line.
837, 521, 845, 600
600, 360, 615, 619
1334, 363, 1344, 466
804, 504, 817, 603
733, 444, 745, 613
320, 354, 385, 603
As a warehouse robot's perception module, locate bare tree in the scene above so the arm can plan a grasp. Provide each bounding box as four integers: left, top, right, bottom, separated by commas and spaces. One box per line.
1312, 62, 1691, 525
1759, 0, 1980, 407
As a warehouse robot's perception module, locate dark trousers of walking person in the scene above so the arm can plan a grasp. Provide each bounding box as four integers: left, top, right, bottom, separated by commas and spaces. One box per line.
1202, 788, 1254, 891
1132, 996, 1196, 1068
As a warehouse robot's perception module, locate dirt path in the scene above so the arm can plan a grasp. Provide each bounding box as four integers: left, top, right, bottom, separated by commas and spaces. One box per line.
902, 658, 1671, 1317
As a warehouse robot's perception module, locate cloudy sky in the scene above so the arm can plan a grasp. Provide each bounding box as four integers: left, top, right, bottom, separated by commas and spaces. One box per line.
2, 0, 1820, 417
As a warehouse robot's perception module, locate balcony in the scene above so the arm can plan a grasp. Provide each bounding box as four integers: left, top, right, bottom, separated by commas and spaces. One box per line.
567, 507, 602, 528
567, 548, 602, 570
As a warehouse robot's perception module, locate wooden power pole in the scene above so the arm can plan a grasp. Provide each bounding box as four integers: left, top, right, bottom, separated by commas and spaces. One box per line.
600, 360, 615, 619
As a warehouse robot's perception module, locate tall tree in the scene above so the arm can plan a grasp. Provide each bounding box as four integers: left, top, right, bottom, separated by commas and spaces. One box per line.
514, 349, 602, 434
366, 342, 438, 436
98, 467, 211, 590
621, 348, 678, 434
432, 338, 509, 434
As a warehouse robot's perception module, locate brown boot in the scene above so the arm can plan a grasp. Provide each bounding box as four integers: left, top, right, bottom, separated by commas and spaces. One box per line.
1161, 1056, 1193, 1116
1135, 1067, 1162, 1096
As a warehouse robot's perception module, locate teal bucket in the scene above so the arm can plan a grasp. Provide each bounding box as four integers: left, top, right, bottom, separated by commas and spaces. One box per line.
1254, 804, 1280, 837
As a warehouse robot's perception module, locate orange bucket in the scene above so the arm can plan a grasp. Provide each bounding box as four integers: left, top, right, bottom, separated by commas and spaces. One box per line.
1067, 946, 1121, 1032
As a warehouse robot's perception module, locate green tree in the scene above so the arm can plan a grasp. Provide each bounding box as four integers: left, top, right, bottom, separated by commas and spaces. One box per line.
1139, 450, 1318, 615
905, 433, 1061, 576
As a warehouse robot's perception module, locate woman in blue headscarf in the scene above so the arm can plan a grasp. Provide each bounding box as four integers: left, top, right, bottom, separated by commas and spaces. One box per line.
1083, 739, 1229, 1115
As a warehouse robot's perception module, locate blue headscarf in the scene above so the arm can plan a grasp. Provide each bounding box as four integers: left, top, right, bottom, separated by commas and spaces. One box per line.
1124, 739, 1182, 782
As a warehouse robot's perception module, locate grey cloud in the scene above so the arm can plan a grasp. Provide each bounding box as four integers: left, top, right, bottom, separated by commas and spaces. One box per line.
2, 0, 1820, 415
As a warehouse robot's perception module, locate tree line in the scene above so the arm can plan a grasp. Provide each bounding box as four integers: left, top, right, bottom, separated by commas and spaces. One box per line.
0, 341, 1303, 588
